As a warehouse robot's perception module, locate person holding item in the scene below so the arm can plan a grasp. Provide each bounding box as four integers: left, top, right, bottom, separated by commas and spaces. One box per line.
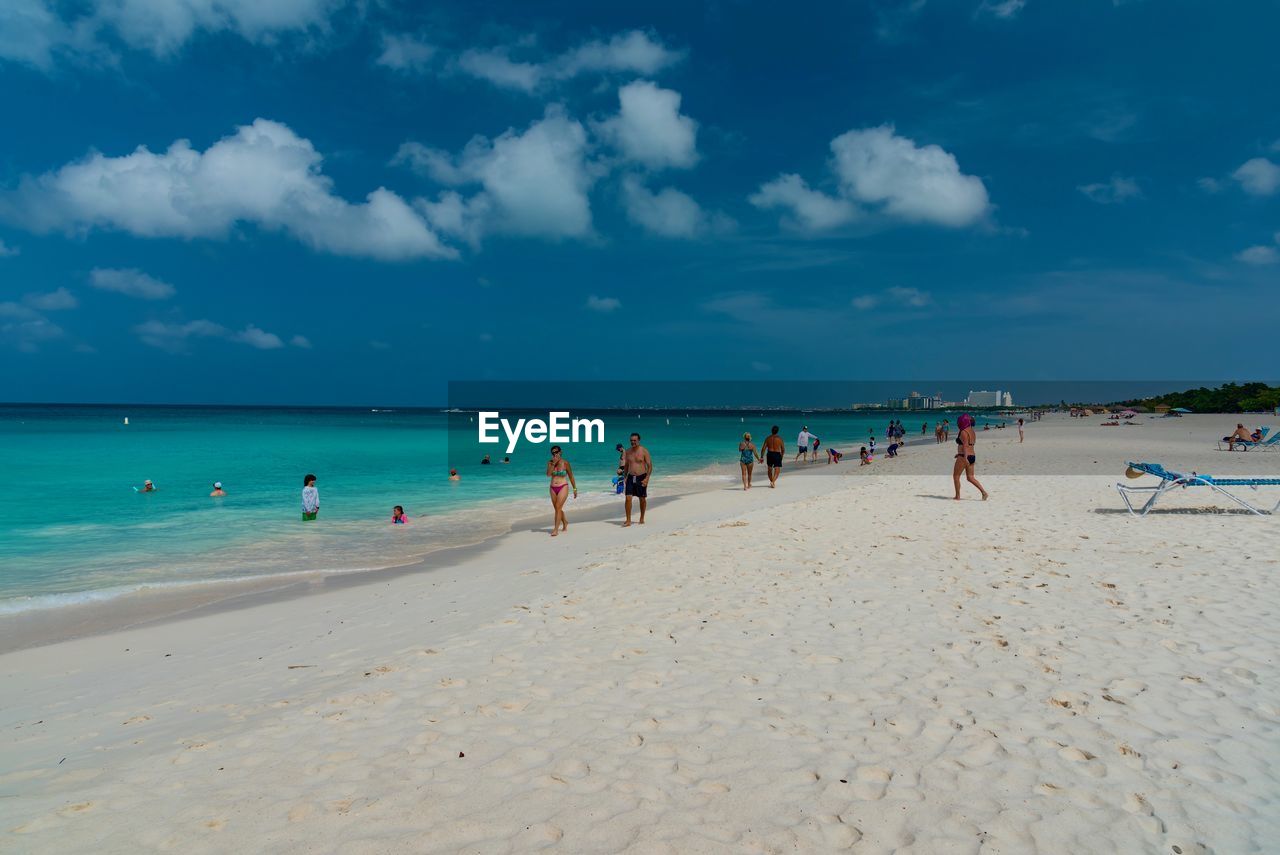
301, 474, 319, 520
952, 414, 990, 501
546, 445, 577, 536
738, 432, 760, 490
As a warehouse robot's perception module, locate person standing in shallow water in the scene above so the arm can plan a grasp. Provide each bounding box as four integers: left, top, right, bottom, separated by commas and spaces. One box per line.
952, 415, 989, 501
301, 474, 320, 520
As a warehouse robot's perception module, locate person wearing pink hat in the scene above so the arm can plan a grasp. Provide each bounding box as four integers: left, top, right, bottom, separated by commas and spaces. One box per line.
952, 413, 989, 501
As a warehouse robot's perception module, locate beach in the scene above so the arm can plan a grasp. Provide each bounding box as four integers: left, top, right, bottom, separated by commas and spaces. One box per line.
2, 413, 1277, 853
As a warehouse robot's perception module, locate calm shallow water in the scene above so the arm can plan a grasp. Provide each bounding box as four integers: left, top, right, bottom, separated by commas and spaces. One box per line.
0, 405, 970, 611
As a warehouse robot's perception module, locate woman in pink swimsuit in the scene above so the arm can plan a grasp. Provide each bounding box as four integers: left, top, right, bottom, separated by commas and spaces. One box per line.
546, 445, 578, 536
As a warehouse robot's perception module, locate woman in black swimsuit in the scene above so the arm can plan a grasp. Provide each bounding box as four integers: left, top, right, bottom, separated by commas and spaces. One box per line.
952, 413, 989, 500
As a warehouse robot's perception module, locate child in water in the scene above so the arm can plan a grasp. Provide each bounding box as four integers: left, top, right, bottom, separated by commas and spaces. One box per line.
392, 505, 408, 524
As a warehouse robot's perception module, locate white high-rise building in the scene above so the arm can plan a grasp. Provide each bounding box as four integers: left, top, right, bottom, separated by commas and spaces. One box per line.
965, 390, 1002, 407
1002, 391, 1014, 407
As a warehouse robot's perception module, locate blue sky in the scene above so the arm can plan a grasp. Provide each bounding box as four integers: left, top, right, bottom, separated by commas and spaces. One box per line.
1, 0, 1277, 404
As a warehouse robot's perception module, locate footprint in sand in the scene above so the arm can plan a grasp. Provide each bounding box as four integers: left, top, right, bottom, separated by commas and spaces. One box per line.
122, 715, 151, 726
56, 802, 96, 818
851, 766, 892, 800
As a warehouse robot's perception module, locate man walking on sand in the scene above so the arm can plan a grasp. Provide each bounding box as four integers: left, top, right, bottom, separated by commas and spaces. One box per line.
623, 432, 652, 527
763, 425, 785, 487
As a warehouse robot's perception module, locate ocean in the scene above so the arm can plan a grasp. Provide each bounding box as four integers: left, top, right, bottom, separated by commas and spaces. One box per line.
0, 405, 979, 613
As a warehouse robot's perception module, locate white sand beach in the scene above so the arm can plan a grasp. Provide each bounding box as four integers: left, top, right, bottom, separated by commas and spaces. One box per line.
2, 414, 1277, 853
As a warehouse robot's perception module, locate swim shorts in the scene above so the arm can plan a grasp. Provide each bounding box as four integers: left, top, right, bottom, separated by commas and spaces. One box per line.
302, 511, 318, 521
625, 474, 648, 498
766, 451, 783, 467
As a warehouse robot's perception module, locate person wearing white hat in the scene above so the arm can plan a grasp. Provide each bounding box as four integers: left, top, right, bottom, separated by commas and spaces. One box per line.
210, 481, 226, 497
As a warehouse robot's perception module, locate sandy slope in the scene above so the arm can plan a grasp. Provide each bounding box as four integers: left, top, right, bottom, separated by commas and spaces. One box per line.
2, 414, 1277, 853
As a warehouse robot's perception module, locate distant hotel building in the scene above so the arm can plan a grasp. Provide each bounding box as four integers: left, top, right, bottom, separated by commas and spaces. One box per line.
964, 389, 1014, 407
886, 391, 943, 410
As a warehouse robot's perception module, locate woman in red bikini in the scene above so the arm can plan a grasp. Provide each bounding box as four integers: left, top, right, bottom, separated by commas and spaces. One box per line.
546, 445, 578, 536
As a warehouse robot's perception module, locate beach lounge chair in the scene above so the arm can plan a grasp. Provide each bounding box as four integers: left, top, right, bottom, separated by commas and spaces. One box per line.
1217, 427, 1273, 451
1116, 461, 1280, 516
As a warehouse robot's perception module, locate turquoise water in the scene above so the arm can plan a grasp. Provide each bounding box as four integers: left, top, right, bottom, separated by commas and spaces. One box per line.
0, 405, 962, 612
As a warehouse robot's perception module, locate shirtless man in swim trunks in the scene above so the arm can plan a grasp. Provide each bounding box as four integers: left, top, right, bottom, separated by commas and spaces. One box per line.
763, 425, 785, 488
623, 432, 652, 527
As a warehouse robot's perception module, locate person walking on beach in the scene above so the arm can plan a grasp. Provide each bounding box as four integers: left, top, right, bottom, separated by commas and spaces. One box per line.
546, 445, 577, 536
1018, 417, 1025, 443
738, 432, 760, 490
623, 433, 651, 526
762, 426, 785, 487
301, 474, 320, 520
952, 415, 989, 501
796, 426, 812, 463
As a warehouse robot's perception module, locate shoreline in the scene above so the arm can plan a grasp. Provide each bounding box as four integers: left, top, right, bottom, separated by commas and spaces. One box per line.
0, 429, 906, 653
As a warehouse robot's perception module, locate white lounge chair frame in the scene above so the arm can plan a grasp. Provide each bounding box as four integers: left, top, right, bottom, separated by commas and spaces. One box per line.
1116, 463, 1280, 516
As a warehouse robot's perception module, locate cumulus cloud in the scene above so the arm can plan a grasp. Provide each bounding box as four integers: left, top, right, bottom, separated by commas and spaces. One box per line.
232, 323, 284, 349
596, 81, 698, 170
397, 108, 595, 242
290, 334, 312, 348
0, 239, 19, 257
620, 175, 724, 239
1236, 245, 1278, 265
376, 32, 435, 73
0, 0, 342, 70
454, 30, 681, 92
977, 0, 1027, 18
133, 317, 293, 352
1078, 175, 1142, 204
0, 300, 65, 351
749, 174, 858, 232
753, 126, 989, 232
4, 119, 453, 261
24, 287, 78, 310
90, 267, 176, 300
852, 286, 933, 310
585, 295, 620, 312
1233, 158, 1280, 196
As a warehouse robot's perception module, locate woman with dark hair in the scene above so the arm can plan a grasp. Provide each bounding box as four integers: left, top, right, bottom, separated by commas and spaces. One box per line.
546, 445, 577, 536
952, 415, 989, 501
301, 474, 319, 520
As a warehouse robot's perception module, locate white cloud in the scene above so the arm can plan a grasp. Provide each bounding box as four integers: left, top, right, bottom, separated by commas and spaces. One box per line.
852, 286, 933, 310
290, 334, 312, 348
596, 81, 698, 170
1233, 158, 1280, 196
456, 48, 541, 92
376, 33, 435, 73
749, 174, 858, 232
4, 119, 452, 260
1197, 177, 1223, 194
1078, 175, 1142, 204
0, 239, 19, 257
232, 323, 284, 349
454, 30, 681, 92
0, 300, 65, 352
133, 317, 290, 352
620, 175, 723, 239
1236, 245, 1279, 265
133, 318, 226, 352
830, 126, 989, 226
90, 267, 176, 299
753, 126, 988, 232
24, 287, 78, 310
399, 108, 595, 242
977, 0, 1027, 18
585, 295, 620, 312
0, 0, 341, 69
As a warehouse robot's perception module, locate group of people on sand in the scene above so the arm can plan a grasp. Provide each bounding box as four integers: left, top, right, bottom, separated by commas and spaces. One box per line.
1224, 423, 1266, 450
544, 432, 652, 535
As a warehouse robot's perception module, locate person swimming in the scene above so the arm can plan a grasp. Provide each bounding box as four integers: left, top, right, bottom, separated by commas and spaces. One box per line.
449, 469, 461, 481
138, 479, 156, 493
210, 481, 225, 497
392, 505, 408, 524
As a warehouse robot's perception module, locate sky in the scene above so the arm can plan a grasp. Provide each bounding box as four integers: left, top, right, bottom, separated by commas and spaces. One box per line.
0, 0, 1277, 405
